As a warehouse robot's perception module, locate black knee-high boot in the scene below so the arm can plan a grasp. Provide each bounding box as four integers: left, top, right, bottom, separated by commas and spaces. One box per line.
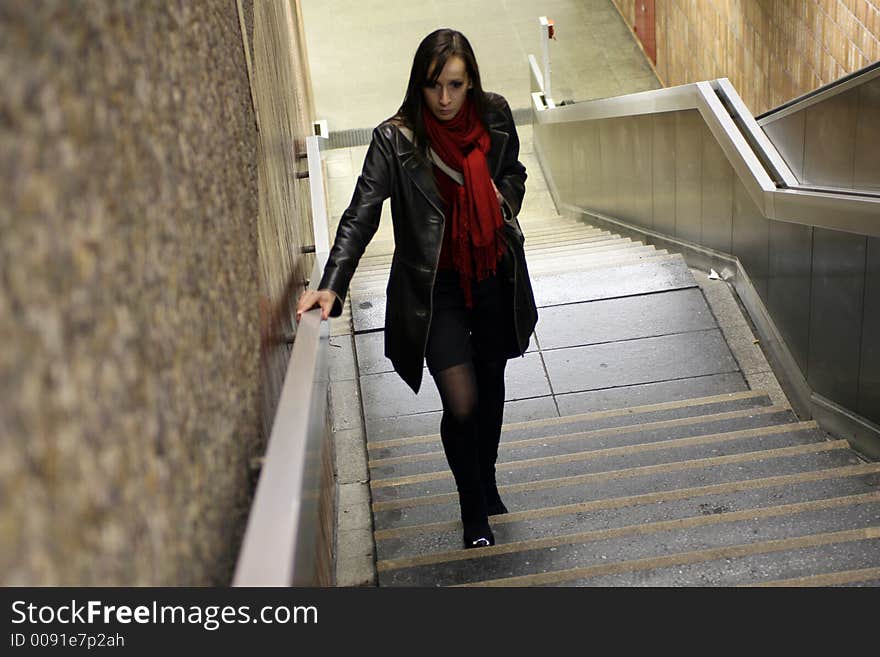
477, 419, 508, 515
476, 360, 508, 515
440, 413, 494, 549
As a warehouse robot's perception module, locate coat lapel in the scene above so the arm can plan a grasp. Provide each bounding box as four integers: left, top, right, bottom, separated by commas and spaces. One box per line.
394, 126, 445, 217
487, 126, 509, 179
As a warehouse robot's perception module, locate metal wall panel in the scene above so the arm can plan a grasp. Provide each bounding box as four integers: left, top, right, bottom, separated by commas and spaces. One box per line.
854, 78, 880, 192
762, 112, 805, 182
808, 228, 866, 410
615, 117, 639, 224
543, 125, 562, 199
674, 110, 703, 244
700, 126, 734, 253
572, 120, 601, 210
803, 89, 858, 188
767, 220, 813, 373
858, 237, 880, 423
555, 124, 576, 204
537, 121, 569, 207
598, 118, 622, 216
731, 177, 770, 301
630, 114, 654, 229
652, 112, 676, 234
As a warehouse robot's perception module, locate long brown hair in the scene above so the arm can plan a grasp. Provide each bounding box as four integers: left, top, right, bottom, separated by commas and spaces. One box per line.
393, 29, 493, 154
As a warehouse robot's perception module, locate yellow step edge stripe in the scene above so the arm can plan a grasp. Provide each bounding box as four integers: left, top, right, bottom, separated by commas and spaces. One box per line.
455, 526, 880, 587
368, 390, 768, 450
377, 491, 880, 572
370, 421, 818, 489
744, 566, 880, 587
370, 440, 845, 512
368, 404, 790, 468
372, 462, 880, 541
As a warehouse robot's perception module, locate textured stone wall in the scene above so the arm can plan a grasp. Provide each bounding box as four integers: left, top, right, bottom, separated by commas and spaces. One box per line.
252, 0, 316, 439
0, 1, 291, 585
612, 0, 880, 114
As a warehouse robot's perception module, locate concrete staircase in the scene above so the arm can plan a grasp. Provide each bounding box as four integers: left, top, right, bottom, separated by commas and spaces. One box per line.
370, 389, 880, 586
342, 209, 880, 587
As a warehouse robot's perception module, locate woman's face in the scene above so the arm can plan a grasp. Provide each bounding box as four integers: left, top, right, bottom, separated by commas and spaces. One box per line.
422, 55, 472, 121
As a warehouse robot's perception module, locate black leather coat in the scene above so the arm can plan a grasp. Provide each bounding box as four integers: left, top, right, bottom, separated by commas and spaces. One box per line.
319, 93, 538, 393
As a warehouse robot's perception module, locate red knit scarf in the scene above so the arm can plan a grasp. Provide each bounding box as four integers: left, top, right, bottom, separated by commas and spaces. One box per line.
423, 99, 504, 307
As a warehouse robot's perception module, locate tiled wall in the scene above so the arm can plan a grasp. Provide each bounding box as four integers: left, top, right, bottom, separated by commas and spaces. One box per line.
612, 0, 880, 114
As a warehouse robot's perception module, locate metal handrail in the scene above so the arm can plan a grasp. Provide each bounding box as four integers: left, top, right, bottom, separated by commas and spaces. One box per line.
530, 67, 880, 237
756, 60, 880, 125
233, 134, 331, 586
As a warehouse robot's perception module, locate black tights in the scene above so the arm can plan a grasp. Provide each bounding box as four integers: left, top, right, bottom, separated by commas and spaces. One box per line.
433, 357, 507, 539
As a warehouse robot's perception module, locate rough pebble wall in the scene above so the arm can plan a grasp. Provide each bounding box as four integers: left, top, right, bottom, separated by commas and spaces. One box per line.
0, 1, 264, 585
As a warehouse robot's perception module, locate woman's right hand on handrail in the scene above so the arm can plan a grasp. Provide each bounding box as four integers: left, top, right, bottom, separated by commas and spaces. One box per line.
296, 289, 337, 323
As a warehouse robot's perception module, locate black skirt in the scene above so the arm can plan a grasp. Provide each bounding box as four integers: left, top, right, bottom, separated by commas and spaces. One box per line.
424, 269, 512, 375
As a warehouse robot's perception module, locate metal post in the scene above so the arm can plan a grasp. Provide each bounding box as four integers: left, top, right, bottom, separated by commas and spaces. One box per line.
306, 133, 330, 256
539, 16, 556, 107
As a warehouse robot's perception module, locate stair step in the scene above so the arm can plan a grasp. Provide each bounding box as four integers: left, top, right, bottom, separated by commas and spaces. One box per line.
360, 224, 605, 258
372, 446, 867, 545
350, 247, 666, 292
363, 374, 752, 442
370, 421, 827, 502
370, 439, 856, 516
368, 390, 775, 457
370, 407, 801, 480
373, 463, 880, 560
377, 491, 880, 586
568, 539, 880, 587
370, 403, 788, 468
353, 235, 638, 277
349, 253, 697, 332
356, 233, 628, 273
451, 518, 880, 588
352, 240, 653, 285
530, 254, 696, 308
745, 565, 880, 587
